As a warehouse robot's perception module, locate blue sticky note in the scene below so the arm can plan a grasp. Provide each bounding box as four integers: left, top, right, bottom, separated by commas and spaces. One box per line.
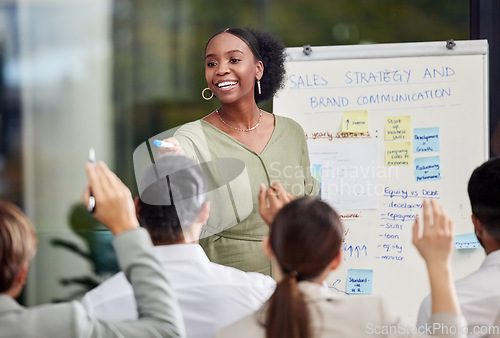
414, 127, 440, 153
455, 233, 481, 249
312, 164, 322, 183
415, 156, 441, 182
311, 164, 323, 192
346, 269, 373, 294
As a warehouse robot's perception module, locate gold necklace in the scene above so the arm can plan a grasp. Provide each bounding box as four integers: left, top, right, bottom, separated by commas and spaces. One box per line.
216, 109, 263, 132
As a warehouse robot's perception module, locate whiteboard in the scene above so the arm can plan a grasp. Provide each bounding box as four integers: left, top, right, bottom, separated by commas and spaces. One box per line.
273, 40, 489, 323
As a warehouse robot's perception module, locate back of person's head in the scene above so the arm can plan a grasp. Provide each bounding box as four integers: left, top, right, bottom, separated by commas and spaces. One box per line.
207, 27, 286, 103
264, 197, 343, 338
136, 154, 206, 245
0, 201, 37, 293
468, 156, 500, 239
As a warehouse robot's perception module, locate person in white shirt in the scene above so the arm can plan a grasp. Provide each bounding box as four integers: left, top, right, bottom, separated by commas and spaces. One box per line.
82, 153, 276, 338
417, 157, 500, 338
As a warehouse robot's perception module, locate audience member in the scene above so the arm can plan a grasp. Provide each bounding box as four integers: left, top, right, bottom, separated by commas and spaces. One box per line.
0, 161, 185, 337
217, 184, 466, 338
417, 157, 500, 338
82, 154, 276, 338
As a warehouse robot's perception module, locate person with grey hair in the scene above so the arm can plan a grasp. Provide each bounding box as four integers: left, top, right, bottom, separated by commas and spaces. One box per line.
82, 153, 276, 338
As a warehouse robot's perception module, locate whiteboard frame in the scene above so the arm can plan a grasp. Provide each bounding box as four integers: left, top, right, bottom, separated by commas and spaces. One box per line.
275, 39, 491, 322
285, 40, 490, 160
287, 40, 488, 61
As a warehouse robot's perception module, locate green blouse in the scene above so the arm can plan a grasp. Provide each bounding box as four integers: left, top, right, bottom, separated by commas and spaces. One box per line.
174, 115, 319, 275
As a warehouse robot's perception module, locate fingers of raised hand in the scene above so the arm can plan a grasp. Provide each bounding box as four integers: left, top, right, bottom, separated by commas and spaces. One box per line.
82, 184, 91, 206
414, 199, 454, 257
88, 162, 137, 233
258, 184, 274, 226
268, 182, 287, 198
412, 216, 421, 246
258, 182, 293, 227
266, 185, 282, 205
258, 183, 268, 211
422, 199, 432, 236
428, 199, 453, 237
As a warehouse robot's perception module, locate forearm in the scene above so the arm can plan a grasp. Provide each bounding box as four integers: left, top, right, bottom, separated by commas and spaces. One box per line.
427, 262, 460, 314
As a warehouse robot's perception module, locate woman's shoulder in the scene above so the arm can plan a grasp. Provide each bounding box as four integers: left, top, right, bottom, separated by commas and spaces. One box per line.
215, 310, 264, 338
171, 120, 212, 161
174, 120, 204, 137
274, 114, 300, 126
299, 282, 386, 312
274, 114, 305, 133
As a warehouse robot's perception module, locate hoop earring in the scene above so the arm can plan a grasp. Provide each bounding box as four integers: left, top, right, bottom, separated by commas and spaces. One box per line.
202, 87, 213, 101
257, 80, 262, 95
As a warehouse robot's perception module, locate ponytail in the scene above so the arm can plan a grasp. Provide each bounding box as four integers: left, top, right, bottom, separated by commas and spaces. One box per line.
263, 197, 344, 338
264, 273, 310, 338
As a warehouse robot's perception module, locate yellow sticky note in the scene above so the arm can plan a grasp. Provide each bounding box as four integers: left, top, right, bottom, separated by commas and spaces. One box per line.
385, 141, 412, 166
385, 115, 411, 141
342, 110, 369, 133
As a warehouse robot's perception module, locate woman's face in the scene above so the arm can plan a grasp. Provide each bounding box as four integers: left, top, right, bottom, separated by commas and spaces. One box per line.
205, 32, 263, 105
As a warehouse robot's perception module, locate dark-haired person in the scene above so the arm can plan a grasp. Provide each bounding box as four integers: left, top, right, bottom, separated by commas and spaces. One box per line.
159, 28, 319, 275
216, 185, 466, 338
82, 154, 276, 338
0, 161, 185, 338
417, 157, 500, 338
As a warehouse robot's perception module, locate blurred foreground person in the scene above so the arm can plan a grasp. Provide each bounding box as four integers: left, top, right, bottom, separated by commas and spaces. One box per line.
0, 161, 185, 338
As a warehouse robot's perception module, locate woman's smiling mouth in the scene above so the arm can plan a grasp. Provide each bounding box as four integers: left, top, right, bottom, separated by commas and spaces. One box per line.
216, 81, 238, 90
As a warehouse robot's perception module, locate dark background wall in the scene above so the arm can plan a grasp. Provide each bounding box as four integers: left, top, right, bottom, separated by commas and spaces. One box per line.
470, 0, 500, 156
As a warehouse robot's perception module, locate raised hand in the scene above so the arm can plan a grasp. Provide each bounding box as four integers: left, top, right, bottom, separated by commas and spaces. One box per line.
82, 161, 139, 236
413, 198, 459, 315
258, 182, 295, 227
412, 199, 454, 266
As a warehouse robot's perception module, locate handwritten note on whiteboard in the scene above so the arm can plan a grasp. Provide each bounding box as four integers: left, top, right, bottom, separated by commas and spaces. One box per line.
414, 127, 440, 153
385, 141, 411, 166
415, 156, 441, 182
385, 115, 411, 141
347, 269, 373, 294
342, 110, 369, 133
455, 233, 481, 249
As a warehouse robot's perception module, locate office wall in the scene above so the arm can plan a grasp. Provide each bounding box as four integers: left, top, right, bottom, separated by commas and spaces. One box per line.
17, 0, 114, 305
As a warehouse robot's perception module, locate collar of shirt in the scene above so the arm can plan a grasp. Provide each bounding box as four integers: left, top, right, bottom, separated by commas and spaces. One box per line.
297, 281, 340, 303
153, 244, 210, 264
481, 249, 500, 269
0, 294, 23, 316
